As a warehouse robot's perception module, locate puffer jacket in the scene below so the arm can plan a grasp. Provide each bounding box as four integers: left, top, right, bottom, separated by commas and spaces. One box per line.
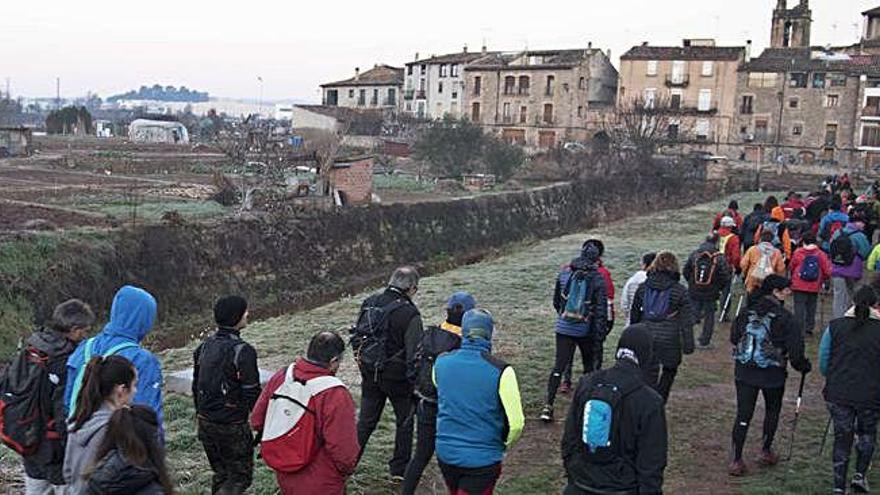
85, 449, 164, 494
630, 270, 696, 368
741, 242, 786, 293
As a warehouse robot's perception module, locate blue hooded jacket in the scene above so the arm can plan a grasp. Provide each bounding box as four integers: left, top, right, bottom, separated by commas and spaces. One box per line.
64, 286, 164, 437
819, 211, 850, 252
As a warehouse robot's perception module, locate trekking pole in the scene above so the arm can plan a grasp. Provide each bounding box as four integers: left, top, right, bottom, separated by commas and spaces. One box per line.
719, 287, 733, 323
785, 372, 807, 461
819, 415, 832, 456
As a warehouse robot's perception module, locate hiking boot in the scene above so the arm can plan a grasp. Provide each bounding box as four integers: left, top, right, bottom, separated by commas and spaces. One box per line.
540, 405, 553, 423
559, 381, 572, 395
757, 450, 779, 467
852, 472, 870, 493
728, 459, 747, 476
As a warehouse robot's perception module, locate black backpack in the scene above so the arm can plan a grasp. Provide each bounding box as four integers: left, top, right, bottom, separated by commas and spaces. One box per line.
350, 299, 409, 374
413, 325, 461, 400
692, 251, 720, 288
0, 345, 63, 455
194, 334, 248, 421
830, 231, 856, 266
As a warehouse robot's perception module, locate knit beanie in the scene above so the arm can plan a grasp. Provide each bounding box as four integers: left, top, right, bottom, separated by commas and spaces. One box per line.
462, 309, 494, 341
214, 295, 248, 328
616, 324, 653, 369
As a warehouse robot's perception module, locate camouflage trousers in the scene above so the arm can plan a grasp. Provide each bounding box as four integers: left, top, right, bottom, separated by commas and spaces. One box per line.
197, 419, 254, 495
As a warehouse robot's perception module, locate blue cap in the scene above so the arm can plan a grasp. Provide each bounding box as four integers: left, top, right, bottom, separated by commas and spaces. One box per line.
462, 309, 494, 341
447, 291, 476, 313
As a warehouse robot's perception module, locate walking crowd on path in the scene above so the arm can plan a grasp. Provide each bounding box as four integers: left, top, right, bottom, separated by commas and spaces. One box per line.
7, 174, 880, 494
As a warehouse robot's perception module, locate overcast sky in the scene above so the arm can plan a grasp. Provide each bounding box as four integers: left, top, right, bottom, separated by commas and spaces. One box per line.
0, 0, 875, 102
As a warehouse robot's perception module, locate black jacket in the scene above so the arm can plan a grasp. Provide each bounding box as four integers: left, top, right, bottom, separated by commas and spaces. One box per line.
730, 295, 809, 389
742, 212, 768, 250
359, 287, 423, 384
683, 242, 731, 302
823, 315, 880, 409
630, 270, 696, 367
85, 450, 164, 494
192, 328, 261, 424
414, 322, 462, 402
562, 360, 667, 495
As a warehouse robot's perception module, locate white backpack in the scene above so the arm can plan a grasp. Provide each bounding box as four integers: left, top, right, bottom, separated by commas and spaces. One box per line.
259, 363, 345, 473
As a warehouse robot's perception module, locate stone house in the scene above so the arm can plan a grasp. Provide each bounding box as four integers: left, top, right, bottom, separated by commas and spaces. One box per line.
329, 155, 374, 205
462, 47, 618, 149
402, 47, 494, 120
0, 126, 33, 157
321, 65, 403, 112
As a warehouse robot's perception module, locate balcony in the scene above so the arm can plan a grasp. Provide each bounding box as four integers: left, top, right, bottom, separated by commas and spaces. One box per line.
416, 90, 426, 100
665, 74, 690, 88
404, 89, 414, 100
863, 105, 880, 118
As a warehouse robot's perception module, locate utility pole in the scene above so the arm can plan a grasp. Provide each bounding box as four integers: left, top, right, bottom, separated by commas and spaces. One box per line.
4, 78, 9, 101
56, 77, 61, 109
257, 76, 264, 118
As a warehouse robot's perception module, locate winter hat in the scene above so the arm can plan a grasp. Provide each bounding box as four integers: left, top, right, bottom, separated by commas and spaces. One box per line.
580, 243, 601, 263
720, 216, 736, 228
616, 324, 653, 369
582, 239, 605, 257
462, 309, 494, 341
447, 291, 476, 312
214, 295, 248, 328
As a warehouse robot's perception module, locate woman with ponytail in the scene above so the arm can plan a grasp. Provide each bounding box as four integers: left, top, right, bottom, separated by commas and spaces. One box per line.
84, 405, 173, 494
820, 285, 880, 494
63, 355, 137, 493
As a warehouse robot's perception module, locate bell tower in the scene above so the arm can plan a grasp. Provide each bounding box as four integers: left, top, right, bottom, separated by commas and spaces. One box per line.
771, 0, 812, 48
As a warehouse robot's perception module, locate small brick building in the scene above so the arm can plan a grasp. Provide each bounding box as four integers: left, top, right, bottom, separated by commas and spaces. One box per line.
329, 155, 374, 205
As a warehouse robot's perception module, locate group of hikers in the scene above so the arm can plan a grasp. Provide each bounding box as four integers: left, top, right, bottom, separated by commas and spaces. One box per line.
6, 178, 880, 494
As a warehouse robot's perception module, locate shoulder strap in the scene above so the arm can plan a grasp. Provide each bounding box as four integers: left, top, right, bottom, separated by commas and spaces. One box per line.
307, 376, 345, 395
67, 339, 139, 420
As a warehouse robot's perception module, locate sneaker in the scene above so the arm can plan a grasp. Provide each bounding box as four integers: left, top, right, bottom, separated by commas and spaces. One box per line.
757, 450, 779, 467
390, 474, 405, 483
728, 459, 747, 476
852, 472, 870, 493
540, 405, 553, 423
560, 381, 572, 395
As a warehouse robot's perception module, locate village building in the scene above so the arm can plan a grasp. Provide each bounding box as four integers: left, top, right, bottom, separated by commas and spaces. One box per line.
328, 155, 374, 205
321, 65, 403, 111
462, 47, 618, 149
402, 47, 493, 119
128, 119, 189, 144
0, 126, 33, 157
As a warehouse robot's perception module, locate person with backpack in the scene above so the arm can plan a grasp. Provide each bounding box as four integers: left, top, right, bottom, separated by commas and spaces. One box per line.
829, 219, 872, 319
63, 355, 137, 493
741, 230, 786, 294
561, 324, 667, 494
352, 266, 423, 480
192, 295, 261, 494
684, 235, 732, 348
713, 200, 744, 232
84, 405, 173, 494
1, 300, 95, 495
819, 286, 880, 494
753, 207, 792, 261
434, 309, 524, 495
401, 291, 473, 495
819, 199, 850, 253
250, 331, 358, 495
728, 275, 811, 476
630, 251, 695, 402
621, 252, 657, 327
789, 233, 833, 336
541, 243, 608, 422
782, 192, 806, 220
717, 217, 742, 322
64, 285, 164, 438
741, 204, 767, 254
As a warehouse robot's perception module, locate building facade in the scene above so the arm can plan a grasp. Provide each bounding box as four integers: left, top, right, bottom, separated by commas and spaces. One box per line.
321, 65, 403, 111
402, 48, 491, 120
619, 39, 745, 147
462, 48, 618, 149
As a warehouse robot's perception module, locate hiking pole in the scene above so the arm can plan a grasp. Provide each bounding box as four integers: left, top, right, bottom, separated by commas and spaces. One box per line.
719, 287, 733, 323
819, 415, 833, 457
785, 372, 807, 461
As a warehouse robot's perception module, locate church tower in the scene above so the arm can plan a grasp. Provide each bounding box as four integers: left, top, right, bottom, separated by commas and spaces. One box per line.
770, 0, 812, 48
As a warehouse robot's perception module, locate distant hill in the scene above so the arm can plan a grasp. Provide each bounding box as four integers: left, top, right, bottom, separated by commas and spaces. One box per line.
107, 85, 209, 103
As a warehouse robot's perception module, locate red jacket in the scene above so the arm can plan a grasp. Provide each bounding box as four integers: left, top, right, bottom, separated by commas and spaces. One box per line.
789, 245, 832, 293
598, 263, 615, 322
781, 199, 806, 219
713, 210, 744, 231
250, 358, 359, 495
717, 228, 741, 273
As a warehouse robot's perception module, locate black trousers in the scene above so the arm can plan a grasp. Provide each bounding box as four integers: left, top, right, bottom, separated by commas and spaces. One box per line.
828, 401, 880, 491
644, 360, 678, 403
693, 298, 717, 346
548, 333, 593, 406
793, 291, 819, 335
438, 460, 502, 495
731, 381, 784, 461
401, 399, 438, 495
197, 419, 254, 495
563, 333, 605, 383
357, 373, 415, 476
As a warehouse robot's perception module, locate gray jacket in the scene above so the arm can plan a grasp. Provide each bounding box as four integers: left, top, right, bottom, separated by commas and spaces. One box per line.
64, 404, 114, 493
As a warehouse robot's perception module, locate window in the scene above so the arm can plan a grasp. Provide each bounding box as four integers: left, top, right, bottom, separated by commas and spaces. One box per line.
504, 76, 516, 95
741, 95, 754, 114
543, 103, 554, 123
502, 102, 511, 122
407, 66, 413, 76
520, 106, 527, 123
670, 89, 682, 109
668, 123, 680, 140
452, 89, 458, 99
789, 98, 799, 109
829, 73, 847, 87
867, 96, 880, 116
450, 102, 458, 116
349, 89, 355, 98
748, 72, 778, 88
419, 78, 426, 91
792, 123, 803, 136
671, 61, 686, 84
812, 72, 826, 89
579, 77, 586, 89
826, 94, 839, 108
420, 64, 427, 75
440, 64, 448, 77
826, 123, 838, 146
451, 64, 459, 77
546, 75, 555, 96
358, 89, 366, 106
702, 61, 714, 77
695, 119, 710, 140
647, 60, 658, 76
755, 118, 769, 141
474, 76, 482, 96
438, 82, 443, 94
577, 106, 584, 118
518, 76, 530, 95
644, 88, 657, 108
862, 124, 880, 147
471, 102, 481, 121
387, 88, 396, 105
790, 72, 808, 88
698, 89, 712, 111
371, 89, 379, 106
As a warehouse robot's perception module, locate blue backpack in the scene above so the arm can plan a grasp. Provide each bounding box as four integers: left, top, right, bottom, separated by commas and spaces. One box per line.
642, 287, 672, 321
798, 254, 821, 282
581, 372, 643, 462
734, 312, 783, 368
562, 270, 594, 323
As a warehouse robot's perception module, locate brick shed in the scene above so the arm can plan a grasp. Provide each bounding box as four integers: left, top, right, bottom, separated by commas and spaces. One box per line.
329, 155, 374, 205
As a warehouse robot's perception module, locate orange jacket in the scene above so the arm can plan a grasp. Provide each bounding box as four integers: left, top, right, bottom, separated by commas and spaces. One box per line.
740, 243, 786, 293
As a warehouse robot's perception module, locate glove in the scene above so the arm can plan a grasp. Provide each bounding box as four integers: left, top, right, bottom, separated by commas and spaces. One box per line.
798, 359, 812, 375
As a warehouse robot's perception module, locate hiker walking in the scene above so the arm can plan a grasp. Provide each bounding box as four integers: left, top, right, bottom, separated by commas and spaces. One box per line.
741, 230, 786, 294
352, 266, 423, 480
401, 292, 473, 495
728, 275, 811, 476
713, 200, 744, 232
818, 199, 850, 253
250, 331, 359, 495
561, 324, 667, 494
717, 217, 742, 322
741, 204, 768, 254
753, 206, 792, 261
683, 235, 732, 348
0, 300, 95, 494
541, 243, 608, 422
829, 218, 871, 319
819, 286, 880, 494
630, 251, 695, 402
192, 296, 261, 494
64, 286, 164, 438
789, 233, 832, 336
434, 309, 524, 495
621, 253, 657, 327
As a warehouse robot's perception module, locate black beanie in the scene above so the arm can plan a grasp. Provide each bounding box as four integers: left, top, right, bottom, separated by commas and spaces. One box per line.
616, 324, 653, 369
214, 295, 248, 328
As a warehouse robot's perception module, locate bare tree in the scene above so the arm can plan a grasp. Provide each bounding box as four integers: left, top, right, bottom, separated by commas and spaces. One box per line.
300, 121, 350, 197
601, 96, 681, 164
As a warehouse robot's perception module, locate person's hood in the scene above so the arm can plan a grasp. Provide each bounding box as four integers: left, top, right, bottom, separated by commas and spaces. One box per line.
104, 286, 157, 342
616, 323, 653, 369
87, 449, 161, 493
758, 242, 778, 256
294, 357, 334, 381
800, 244, 819, 252
645, 270, 680, 290
569, 256, 598, 272
72, 403, 114, 449
826, 211, 849, 223
26, 328, 74, 356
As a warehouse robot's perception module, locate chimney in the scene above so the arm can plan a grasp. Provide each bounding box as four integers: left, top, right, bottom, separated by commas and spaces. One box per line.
354, 67, 360, 81
745, 40, 752, 63
463, 44, 468, 53
606, 49, 611, 59
641, 41, 648, 47
482, 44, 487, 54
415, 52, 419, 61
683, 39, 691, 47
588, 41, 593, 50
